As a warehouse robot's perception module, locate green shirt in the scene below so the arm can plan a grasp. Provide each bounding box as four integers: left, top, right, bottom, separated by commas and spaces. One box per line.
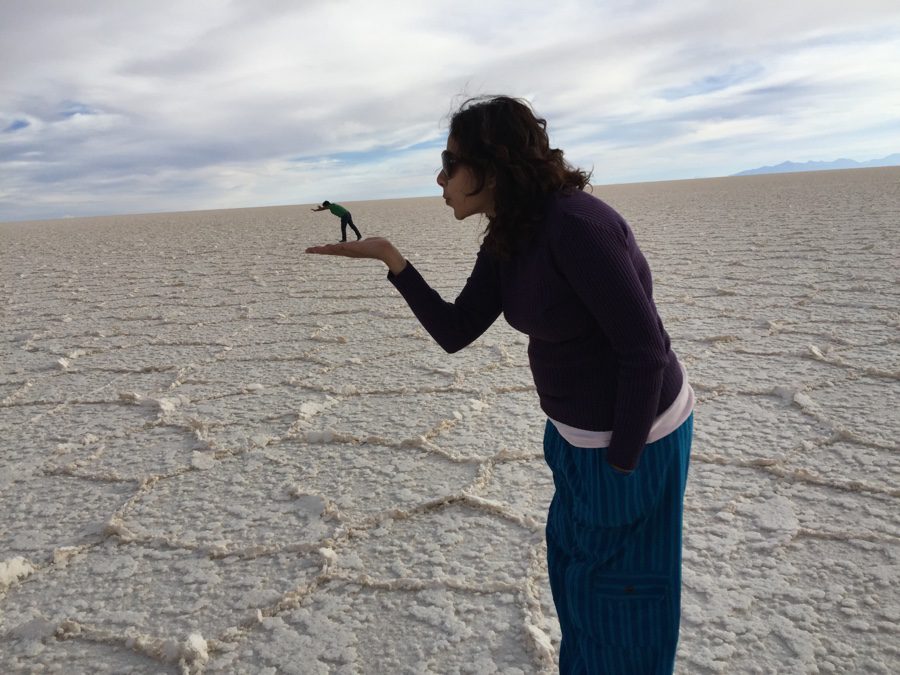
328, 203, 349, 217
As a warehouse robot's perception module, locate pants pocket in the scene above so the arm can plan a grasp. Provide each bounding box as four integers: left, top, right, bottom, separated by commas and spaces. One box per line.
570, 573, 675, 648
567, 447, 673, 530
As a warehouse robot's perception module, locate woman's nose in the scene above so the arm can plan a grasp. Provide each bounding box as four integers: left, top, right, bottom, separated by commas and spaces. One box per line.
436, 170, 447, 187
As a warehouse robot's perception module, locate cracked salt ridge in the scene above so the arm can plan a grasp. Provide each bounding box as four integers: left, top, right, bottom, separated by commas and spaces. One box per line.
2, 170, 900, 674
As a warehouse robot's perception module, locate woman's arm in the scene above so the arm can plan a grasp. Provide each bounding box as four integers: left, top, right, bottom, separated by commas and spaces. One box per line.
552, 213, 668, 471
306, 238, 501, 353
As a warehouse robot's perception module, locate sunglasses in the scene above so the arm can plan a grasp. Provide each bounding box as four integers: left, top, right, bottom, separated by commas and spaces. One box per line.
440, 150, 463, 178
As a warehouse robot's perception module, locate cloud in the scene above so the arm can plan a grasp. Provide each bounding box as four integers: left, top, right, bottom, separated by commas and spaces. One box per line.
1, 0, 900, 221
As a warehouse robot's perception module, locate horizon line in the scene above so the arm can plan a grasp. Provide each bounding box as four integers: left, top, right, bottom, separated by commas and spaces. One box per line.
2, 164, 898, 226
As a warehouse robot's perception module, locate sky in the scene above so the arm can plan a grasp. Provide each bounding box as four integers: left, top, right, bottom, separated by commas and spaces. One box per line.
1, 0, 899, 222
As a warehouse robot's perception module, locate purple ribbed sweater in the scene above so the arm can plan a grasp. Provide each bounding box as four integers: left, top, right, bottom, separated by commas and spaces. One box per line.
388, 189, 683, 470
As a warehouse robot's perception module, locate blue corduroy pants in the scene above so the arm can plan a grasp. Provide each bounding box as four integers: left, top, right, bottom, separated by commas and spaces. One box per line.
544, 414, 693, 674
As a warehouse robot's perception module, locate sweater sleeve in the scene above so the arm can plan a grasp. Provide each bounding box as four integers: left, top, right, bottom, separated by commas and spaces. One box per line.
552, 213, 668, 470
387, 248, 502, 353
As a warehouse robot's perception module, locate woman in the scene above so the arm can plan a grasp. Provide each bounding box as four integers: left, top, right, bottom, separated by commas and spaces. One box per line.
306, 95, 694, 674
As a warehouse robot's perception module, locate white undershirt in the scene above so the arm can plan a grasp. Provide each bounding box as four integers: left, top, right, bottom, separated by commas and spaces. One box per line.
548, 366, 695, 449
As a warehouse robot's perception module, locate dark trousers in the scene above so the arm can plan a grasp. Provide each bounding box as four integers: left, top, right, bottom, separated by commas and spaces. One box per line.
544, 414, 693, 674
340, 213, 362, 241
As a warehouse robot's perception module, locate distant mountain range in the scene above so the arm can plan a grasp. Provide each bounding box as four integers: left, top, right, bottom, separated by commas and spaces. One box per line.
734, 153, 900, 176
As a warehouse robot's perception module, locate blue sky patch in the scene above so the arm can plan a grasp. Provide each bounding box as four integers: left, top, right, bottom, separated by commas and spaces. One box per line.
3, 119, 30, 133
295, 147, 392, 165
661, 63, 765, 100
294, 137, 445, 166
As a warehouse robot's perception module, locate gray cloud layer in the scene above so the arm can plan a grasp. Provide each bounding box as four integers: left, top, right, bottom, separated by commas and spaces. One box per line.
2, 0, 899, 221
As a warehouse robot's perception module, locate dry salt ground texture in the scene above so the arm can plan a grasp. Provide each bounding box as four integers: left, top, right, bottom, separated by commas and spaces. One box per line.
1, 166, 898, 674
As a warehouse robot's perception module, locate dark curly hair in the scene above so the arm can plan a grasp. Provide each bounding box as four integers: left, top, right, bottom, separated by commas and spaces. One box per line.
448, 96, 591, 258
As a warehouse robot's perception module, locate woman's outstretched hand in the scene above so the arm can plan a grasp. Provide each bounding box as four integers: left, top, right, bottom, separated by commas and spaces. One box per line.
305, 237, 407, 275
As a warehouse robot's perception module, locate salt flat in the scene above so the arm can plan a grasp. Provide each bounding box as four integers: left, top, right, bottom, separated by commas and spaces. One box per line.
1, 167, 898, 674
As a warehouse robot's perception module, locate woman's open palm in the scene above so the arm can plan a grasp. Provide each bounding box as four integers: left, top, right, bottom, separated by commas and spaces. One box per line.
305, 237, 407, 275
306, 237, 387, 260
